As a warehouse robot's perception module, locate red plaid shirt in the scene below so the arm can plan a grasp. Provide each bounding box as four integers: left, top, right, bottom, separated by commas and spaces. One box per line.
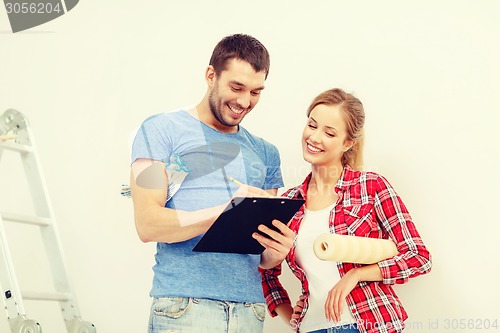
260, 166, 432, 333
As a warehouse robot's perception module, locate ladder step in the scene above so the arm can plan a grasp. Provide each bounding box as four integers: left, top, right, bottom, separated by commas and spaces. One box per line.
22, 291, 72, 302
0, 141, 33, 153
0, 212, 51, 226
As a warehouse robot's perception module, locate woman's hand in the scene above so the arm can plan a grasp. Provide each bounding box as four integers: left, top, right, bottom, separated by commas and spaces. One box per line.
291, 294, 306, 323
231, 184, 295, 269
325, 269, 359, 322
255, 220, 296, 269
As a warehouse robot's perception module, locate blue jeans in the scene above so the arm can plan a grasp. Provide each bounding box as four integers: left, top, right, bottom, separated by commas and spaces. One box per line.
308, 323, 359, 333
148, 297, 266, 333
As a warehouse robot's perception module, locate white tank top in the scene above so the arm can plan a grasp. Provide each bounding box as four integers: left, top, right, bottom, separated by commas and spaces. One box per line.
295, 204, 355, 332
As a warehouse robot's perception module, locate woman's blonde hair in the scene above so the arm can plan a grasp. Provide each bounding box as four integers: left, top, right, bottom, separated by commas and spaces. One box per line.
306, 88, 365, 170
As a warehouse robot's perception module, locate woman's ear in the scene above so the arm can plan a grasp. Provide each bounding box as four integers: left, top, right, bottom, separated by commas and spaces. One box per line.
343, 140, 355, 152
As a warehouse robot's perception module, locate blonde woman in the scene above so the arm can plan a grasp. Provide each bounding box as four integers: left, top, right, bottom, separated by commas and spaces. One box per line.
261, 88, 432, 333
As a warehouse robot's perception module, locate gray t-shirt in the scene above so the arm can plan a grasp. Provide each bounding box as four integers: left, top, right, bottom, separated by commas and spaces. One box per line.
131, 109, 283, 302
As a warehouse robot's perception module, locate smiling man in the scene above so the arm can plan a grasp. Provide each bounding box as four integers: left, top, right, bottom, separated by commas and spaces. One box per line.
204, 57, 266, 131
130, 34, 293, 333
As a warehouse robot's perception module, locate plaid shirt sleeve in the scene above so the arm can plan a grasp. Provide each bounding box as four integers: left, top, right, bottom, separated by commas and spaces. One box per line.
259, 186, 305, 317
259, 264, 292, 317
373, 174, 432, 285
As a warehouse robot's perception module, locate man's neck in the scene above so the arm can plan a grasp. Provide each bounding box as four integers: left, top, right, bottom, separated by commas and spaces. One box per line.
191, 99, 238, 134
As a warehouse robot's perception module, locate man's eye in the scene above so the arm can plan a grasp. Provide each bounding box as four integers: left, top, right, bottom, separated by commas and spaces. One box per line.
251, 91, 261, 96
231, 87, 242, 91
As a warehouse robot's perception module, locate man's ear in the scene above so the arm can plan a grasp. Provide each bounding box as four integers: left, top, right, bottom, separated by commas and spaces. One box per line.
205, 65, 216, 87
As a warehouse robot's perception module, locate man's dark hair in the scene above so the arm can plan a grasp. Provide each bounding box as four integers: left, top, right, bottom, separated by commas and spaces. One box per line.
209, 34, 270, 79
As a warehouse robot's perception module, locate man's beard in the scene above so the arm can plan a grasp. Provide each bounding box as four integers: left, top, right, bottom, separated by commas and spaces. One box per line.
209, 88, 233, 127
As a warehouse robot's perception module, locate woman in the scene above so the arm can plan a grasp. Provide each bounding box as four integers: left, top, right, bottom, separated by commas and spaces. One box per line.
260, 88, 432, 333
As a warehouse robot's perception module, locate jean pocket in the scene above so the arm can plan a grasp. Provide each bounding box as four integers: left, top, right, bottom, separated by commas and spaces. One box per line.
152, 297, 191, 319
250, 303, 266, 322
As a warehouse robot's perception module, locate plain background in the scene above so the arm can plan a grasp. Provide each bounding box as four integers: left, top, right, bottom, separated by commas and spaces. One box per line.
1, 1, 499, 332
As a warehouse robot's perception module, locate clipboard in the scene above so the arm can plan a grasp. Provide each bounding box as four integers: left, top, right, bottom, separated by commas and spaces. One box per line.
192, 197, 305, 255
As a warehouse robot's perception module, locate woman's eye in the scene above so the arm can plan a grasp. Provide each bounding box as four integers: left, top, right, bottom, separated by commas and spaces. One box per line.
326, 132, 335, 137
308, 124, 316, 129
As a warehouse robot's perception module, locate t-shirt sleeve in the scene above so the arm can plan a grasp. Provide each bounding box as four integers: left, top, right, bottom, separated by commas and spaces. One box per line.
130, 114, 173, 164
262, 142, 284, 190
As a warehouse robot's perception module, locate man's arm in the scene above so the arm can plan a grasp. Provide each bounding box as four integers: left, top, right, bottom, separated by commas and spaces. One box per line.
265, 188, 278, 196
131, 158, 226, 243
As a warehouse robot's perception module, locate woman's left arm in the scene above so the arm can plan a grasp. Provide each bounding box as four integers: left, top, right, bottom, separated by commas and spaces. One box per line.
325, 174, 432, 322
373, 175, 432, 285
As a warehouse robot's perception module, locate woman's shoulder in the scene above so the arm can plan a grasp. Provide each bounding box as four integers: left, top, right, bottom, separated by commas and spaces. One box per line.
344, 167, 384, 183
281, 184, 304, 199
280, 174, 311, 199
343, 168, 393, 192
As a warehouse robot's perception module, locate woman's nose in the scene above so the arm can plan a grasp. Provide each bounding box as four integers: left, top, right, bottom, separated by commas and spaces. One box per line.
309, 130, 321, 143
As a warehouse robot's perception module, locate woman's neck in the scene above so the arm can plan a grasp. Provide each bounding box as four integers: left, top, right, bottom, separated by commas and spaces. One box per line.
309, 164, 344, 189
306, 164, 344, 210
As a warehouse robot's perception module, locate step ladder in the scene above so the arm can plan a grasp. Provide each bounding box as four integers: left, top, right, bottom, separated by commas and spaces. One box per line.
0, 109, 96, 333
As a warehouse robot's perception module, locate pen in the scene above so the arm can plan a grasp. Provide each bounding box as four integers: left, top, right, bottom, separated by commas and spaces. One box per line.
227, 176, 244, 186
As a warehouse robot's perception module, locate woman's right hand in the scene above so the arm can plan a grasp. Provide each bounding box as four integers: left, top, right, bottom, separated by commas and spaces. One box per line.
291, 294, 306, 322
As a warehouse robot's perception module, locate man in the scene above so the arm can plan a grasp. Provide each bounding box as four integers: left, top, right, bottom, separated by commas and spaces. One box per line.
130, 34, 295, 332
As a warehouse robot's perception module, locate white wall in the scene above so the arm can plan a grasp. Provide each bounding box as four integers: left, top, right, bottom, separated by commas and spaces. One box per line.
1, 1, 499, 332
